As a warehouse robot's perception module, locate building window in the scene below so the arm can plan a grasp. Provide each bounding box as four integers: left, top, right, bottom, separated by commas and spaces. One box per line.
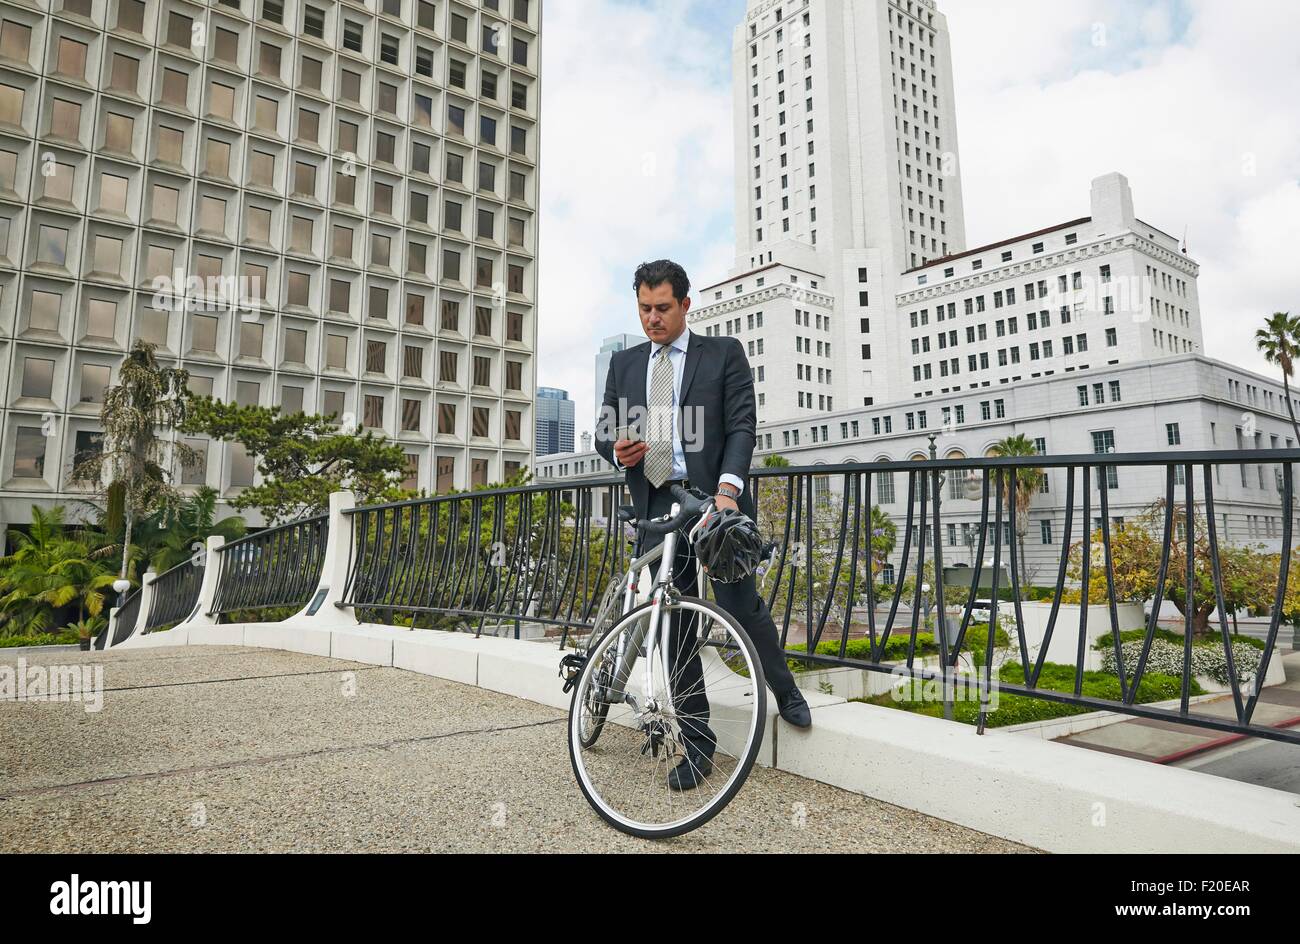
11, 426, 46, 478
366, 340, 387, 374
438, 402, 457, 435
401, 399, 421, 432
403, 346, 424, 379
283, 328, 307, 364
363, 394, 384, 428
1092, 429, 1119, 489
20, 356, 54, 397
239, 322, 264, 359
326, 334, 348, 369
439, 350, 458, 382
230, 443, 255, 486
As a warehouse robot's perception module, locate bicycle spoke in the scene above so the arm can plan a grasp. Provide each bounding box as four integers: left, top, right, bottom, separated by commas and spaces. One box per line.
569, 598, 766, 837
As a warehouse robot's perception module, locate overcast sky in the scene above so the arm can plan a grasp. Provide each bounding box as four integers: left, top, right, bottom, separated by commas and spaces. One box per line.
535, 0, 1300, 441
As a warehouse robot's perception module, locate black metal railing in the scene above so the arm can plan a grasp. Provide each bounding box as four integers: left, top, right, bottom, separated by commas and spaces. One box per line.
341, 480, 631, 635
340, 450, 1300, 746
745, 450, 1300, 745
143, 558, 205, 633
109, 589, 143, 647
208, 515, 328, 618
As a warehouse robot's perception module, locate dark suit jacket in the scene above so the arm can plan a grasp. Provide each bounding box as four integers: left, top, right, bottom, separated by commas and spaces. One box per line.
594, 331, 757, 519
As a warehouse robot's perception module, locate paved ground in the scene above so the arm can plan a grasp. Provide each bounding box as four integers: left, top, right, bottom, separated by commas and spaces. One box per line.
1057, 652, 1300, 793
0, 645, 1031, 853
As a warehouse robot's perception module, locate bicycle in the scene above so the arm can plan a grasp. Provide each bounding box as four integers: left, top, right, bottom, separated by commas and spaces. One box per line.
562, 484, 767, 839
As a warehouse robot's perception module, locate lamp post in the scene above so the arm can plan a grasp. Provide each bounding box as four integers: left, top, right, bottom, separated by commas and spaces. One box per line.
110, 578, 131, 647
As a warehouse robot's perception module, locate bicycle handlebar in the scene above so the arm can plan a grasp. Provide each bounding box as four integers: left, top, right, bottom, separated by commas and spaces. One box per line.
637, 484, 711, 535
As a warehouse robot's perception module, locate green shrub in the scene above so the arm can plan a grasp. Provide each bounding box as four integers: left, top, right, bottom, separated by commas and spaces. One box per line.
0, 631, 78, 648
786, 631, 939, 672
221, 606, 300, 624
959, 623, 1011, 667
855, 660, 1199, 728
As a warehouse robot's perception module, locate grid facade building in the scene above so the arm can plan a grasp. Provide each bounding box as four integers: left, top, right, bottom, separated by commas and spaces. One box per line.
533, 384, 571, 457
0, 0, 541, 529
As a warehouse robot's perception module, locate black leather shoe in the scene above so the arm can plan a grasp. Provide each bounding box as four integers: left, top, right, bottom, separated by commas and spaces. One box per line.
777, 687, 812, 728
667, 752, 713, 792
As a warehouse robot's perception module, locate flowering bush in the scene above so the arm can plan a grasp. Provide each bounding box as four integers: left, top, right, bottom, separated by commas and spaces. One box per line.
1100, 638, 1264, 687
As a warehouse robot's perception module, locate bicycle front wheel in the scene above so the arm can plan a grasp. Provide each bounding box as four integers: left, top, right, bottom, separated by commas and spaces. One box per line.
567, 596, 767, 839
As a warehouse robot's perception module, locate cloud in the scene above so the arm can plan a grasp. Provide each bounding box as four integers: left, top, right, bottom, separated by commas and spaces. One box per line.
536, 0, 739, 437
943, 0, 1300, 378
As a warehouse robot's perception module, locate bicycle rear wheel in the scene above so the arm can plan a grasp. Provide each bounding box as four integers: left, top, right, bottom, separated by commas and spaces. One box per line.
574, 573, 629, 748
567, 596, 766, 839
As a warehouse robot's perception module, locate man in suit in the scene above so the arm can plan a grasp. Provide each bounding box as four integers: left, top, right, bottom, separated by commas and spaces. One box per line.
595, 259, 812, 792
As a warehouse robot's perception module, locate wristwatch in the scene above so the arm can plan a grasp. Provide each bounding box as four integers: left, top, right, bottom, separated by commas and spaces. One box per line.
717, 483, 741, 500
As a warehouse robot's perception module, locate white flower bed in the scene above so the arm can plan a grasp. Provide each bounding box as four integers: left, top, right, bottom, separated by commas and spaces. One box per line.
1100, 638, 1264, 687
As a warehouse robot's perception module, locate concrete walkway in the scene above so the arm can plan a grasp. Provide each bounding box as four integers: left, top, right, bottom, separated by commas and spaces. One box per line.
1057, 652, 1300, 793
0, 645, 1031, 853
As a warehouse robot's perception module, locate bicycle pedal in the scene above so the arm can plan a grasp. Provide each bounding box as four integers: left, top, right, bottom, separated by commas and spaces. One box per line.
639, 721, 667, 758
557, 652, 587, 694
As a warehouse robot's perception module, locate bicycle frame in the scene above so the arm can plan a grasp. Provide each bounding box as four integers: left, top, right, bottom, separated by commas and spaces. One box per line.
602, 501, 709, 713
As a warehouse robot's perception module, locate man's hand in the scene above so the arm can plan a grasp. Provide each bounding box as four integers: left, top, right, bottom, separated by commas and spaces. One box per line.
614, 438, 647, 468
714, 493, 739, 513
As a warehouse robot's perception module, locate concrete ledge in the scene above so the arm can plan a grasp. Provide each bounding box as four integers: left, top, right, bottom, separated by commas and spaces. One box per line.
188, 624, 240, 647
243, 622, 332, 657
775, 700, 1300, 853
328, 625, 396, 666
477, 637, 573, 711
392, 631, 479, 685
117, 626, 189, 649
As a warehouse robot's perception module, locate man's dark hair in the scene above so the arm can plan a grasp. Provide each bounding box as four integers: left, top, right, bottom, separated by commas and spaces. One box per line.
633, 259, 691, 303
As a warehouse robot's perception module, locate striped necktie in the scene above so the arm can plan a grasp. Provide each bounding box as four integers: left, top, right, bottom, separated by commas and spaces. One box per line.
643, 346, 675, 488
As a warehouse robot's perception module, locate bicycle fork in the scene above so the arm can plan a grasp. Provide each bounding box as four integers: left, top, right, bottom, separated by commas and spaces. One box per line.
604, 527, 680, 718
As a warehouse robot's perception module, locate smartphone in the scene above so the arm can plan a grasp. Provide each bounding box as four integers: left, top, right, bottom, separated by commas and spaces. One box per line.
615, 423, 642, 443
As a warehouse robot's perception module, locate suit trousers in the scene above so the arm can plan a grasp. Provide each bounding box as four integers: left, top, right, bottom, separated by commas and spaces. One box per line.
640, 484, 799, 757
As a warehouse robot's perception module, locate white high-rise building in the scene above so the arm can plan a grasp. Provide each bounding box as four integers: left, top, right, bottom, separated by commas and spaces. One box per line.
691, 0, 968, 421
0, 0, 542, 533
731, 0, 966, 275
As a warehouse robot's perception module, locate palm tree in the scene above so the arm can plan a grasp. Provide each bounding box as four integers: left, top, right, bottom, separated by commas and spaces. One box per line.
150, 487, 246, 573
988, 434, 1042, 595
72, 341, 194, 591
1255, 311, 1300, 446
0, 506, 117, 636
869, 504, 897, 573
